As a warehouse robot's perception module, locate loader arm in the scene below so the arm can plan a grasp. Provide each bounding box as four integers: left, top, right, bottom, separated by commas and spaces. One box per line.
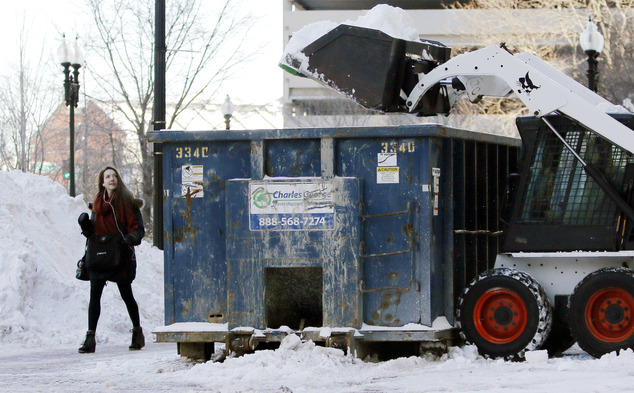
406, 44, 634, 155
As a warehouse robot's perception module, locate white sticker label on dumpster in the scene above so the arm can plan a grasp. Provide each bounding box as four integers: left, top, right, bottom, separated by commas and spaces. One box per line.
378, 153, 397, 167
432, 167, 440, 216
181, 165, 204, 198
249, 181, 335, 231
377, 153, 399, 183
377, 167, 399, 184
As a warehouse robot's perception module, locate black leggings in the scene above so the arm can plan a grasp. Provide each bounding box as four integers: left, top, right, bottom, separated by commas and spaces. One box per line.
88, 279, 140, 331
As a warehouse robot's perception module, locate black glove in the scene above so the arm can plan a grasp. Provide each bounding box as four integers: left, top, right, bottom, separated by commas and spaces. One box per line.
78, 212, 93, 238
123, 232, 141, 246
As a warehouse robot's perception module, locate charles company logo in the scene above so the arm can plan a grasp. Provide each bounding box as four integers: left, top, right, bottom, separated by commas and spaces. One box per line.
252, 187, 272, 209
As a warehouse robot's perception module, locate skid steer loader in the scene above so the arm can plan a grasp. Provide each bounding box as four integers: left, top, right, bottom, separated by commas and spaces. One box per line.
281, 24, 634, 359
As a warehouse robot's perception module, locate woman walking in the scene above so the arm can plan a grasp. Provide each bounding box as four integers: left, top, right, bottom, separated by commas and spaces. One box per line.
78, 166, 145, 353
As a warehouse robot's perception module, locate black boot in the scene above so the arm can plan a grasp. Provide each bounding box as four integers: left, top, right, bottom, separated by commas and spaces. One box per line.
129, 326, 145, 350
78, 330, 96, 353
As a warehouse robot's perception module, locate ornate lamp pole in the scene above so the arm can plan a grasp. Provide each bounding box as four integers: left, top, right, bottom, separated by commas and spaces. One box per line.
221, 95, 234, 130
57, 34, 85, 197
579, 18, 604, 93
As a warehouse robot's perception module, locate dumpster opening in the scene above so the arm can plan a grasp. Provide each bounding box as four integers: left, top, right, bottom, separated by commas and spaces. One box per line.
265, 267, 323, 330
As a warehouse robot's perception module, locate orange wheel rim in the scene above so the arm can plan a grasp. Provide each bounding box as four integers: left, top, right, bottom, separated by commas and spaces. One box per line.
473, 287, 528, 344
585, 287, 634, 343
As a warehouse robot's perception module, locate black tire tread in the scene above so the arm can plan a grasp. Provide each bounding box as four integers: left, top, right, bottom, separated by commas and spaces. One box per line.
457, 268, 552, 360
569, 267, 634, 358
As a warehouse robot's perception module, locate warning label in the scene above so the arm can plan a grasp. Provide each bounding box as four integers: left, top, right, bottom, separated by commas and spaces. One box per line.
181, 165, 204, 198
377, 153, 399, 184
377, 167, 399, 184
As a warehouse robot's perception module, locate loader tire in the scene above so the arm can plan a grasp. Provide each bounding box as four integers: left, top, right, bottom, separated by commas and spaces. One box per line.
569, 267, 634, 358
458, 268, 552, 360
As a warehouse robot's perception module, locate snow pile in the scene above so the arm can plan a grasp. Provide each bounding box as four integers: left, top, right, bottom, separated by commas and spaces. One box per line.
280, 21, 338, 74
179, 334, 359, 391
280, 4, 419, 76
177, 338, 497, 392
146, 339, 632, 393
0, 170, 164, 346
346, 4, 419, 41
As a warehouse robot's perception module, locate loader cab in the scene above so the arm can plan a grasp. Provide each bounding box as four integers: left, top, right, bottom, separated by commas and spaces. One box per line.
501, 114, 634, 252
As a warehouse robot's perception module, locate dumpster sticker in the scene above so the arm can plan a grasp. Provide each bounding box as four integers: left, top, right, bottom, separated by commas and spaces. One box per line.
249, 181, 335, 231
181, 164, 204, 198
377, 167, 399, 184
432, 167, 440, 216
377, 153, 399, 184
378, 152, 397, 167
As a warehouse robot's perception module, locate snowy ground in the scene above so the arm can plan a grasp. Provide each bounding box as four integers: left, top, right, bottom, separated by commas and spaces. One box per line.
3, 339, 634, 393
3, 169, 634, 392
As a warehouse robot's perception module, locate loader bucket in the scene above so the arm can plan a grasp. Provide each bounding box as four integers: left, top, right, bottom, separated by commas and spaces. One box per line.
281, 24, 451, 115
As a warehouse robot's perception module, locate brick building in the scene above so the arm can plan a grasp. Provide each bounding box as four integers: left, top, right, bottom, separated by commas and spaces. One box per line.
38, 101, 127, 198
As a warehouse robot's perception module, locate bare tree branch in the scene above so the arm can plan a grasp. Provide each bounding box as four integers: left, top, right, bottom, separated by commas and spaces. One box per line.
0, 14, 58, 172
83, 0, 255, 237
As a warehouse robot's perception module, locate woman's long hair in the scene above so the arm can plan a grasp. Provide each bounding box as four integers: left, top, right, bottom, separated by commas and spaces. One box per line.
97, 166, 138, 212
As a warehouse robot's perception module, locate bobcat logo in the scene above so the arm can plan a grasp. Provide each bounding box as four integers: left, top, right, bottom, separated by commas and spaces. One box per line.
517, 72, 541, 94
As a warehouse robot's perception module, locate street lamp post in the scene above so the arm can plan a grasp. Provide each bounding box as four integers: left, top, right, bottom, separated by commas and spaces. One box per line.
579, 18, 604, 93
57, 34, 85, 197
221, 95, 234, 130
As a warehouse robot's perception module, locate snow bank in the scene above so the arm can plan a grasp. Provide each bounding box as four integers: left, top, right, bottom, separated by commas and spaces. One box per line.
0, 170, 164, 346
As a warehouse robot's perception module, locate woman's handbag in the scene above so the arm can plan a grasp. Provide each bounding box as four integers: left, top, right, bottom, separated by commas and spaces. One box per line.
76, 256, 89, 281
85, 233, 124, 272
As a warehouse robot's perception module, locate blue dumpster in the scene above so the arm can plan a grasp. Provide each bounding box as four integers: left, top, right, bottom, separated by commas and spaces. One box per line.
149, 124, 520, 359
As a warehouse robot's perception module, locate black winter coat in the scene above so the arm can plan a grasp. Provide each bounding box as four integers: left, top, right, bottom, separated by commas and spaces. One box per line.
86, 200, 145, 283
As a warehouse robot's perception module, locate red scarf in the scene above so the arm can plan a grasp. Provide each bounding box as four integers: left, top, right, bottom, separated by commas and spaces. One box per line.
92, 192, 139, 236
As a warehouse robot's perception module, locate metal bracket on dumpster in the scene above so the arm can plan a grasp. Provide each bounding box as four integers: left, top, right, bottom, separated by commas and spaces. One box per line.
321, 137, 334, 179
454, 229, 503, 236
361, 201, 412, 220
325, 331, 354, 354
228, 328, 297, 355
227, 331, 255, 355
359, 279, 420, 293
360, 201, 413, 259
358, 201, 421, 293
